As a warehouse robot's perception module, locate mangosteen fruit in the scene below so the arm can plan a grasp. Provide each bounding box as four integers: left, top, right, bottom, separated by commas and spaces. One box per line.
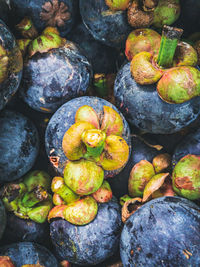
0, 242, 59, 266
50, 197, 122, 265
120, 196, 200, 266
18, 26, 92, 113
0, 200, 6, 240
0, 110, 39, 183
9, 0, 78, 36
45, 96, 131, 178
0, 19, 23, 111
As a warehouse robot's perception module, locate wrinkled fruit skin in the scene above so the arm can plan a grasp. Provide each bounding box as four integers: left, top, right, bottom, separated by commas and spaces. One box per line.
0, 242, 59, 267
0, 0, 9, 24
20, 41, 92, 113
79, 0, 131, 48
120, 196, 200, 266
50, 198, 122, 265
0, 20, 23, 111
45, 96, 131, 178
9, 0, 78, 36
0, 200, 6, 240
172, 155, 200, 200
114, 62, 200, 134
1, 213, 50, 246
125, 29, 161, 61
0, 110, 39, 183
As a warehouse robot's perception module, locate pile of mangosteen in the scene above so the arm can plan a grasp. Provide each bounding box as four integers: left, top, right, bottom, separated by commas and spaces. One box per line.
0, 0, 200, 266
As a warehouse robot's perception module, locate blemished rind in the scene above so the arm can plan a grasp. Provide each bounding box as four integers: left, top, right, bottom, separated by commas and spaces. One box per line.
79, 0, 132, 48
50, 197, 122, 265
9, 0, 79, 37
0, 0, 9, 24
45, 96, 131, 178
120, 196, 200, 266
0, 20, 22, 111
1, 213, 50, 246
172, 128, 200, 166
20, 41, 93, 113
0, 201, 6, 240
0, 110, 39, 183
114, 62, 200, 134
0, 242, 59, 267
108, 135, 163, 198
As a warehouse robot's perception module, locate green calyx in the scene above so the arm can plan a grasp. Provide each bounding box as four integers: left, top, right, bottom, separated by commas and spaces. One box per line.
105, 0, 130, 11
16, 17, 38, 39
0, 170, 53, 223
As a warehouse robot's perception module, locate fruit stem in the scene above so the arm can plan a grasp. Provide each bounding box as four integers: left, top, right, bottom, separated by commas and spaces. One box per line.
157, 25, 183, 68
82, 129, 106, 160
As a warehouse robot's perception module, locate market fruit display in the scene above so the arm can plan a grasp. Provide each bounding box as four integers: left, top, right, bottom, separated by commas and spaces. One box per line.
120, 197, 200, 266
0, 19, 23, 111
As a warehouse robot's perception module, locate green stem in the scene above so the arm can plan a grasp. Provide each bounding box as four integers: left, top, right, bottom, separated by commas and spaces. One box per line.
157, 25, 183, 68
21, 186, 48, 208
82, 129, 106, 159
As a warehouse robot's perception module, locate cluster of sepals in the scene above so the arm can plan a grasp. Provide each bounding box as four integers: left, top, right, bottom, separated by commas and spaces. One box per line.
127, 25, 200, 104
48, 105, 129, 225
105, 0, 180, 29
0, 255, 44, 267
120, 153, 174, 222
0, 171, 53, 224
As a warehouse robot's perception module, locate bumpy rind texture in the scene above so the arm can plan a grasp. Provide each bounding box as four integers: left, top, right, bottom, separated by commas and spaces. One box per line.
120, 196, 200, 267
9, 0, 78, 36
79, 0, 131, 48
0, 242, 59, 267
172, 128, 200, 166
108, 135, 162, 198
68, 23, 118, 73
50, 198, 122, 265
20, 41, 93, 113
114, 63, 200, 134
45, 96, 131, 178
0, 20, 22, 111
0, 200, 6, 240
0, 0, 9, 24
2, 213, 50, 246
0, 110, 39, 183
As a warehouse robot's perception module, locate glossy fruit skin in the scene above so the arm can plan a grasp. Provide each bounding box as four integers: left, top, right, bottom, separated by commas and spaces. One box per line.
114, 62, 200, 134
45, 96, 131, 178
20, 41, 92, 113
120, 196, 200, 266
0, 0, 9, 24
172, 128, 200, 166
0, 242, 59, 267
0, 201, 6, 240
1, 213, 50, 246
0, 110, 39, 183
68, 23, 118, 73
9, 0, 78, 36
108, 135, 162, 198
79, 0, 131, 48
0, 20, 22, 111
50, 198, 122, 265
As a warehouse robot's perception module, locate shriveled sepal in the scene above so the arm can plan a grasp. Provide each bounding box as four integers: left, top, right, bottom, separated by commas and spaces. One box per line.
92, 181, 113, 203
105, 0, 130, 11
16, 17, 38, 39
0, 256, 15, 267
75, 105, 100, 129
152, 153, 171, 173
121, 197, 143, 223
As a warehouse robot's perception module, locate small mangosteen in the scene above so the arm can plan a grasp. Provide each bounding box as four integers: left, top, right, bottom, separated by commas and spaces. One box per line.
120, 196, 200, 266
0, 20, 23, 111
0, 110, 39, 183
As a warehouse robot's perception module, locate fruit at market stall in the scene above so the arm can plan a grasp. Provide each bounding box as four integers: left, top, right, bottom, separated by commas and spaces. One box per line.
0, 20, 23, 111
50, 198, 122, 265
9, 0, 78, 36
0, 200, 6, 240
0, 242, 59, 267
45, 96, 131, 178
120, 196, 200, 266
0, 110, 39, 183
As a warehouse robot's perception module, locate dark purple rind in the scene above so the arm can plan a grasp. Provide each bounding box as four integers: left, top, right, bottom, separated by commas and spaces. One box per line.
9, 0, 79, 37
0, 20, 22, 111
45, 96, 131, 178
0, 242, 59, 267
114, 62, 200, 134
120, 196, 200, 266
0, 110, 39, 183
19, 41, 93, 113
50, 198, 122, 265
0, 200, 6, 240
79, 0, 131, 48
